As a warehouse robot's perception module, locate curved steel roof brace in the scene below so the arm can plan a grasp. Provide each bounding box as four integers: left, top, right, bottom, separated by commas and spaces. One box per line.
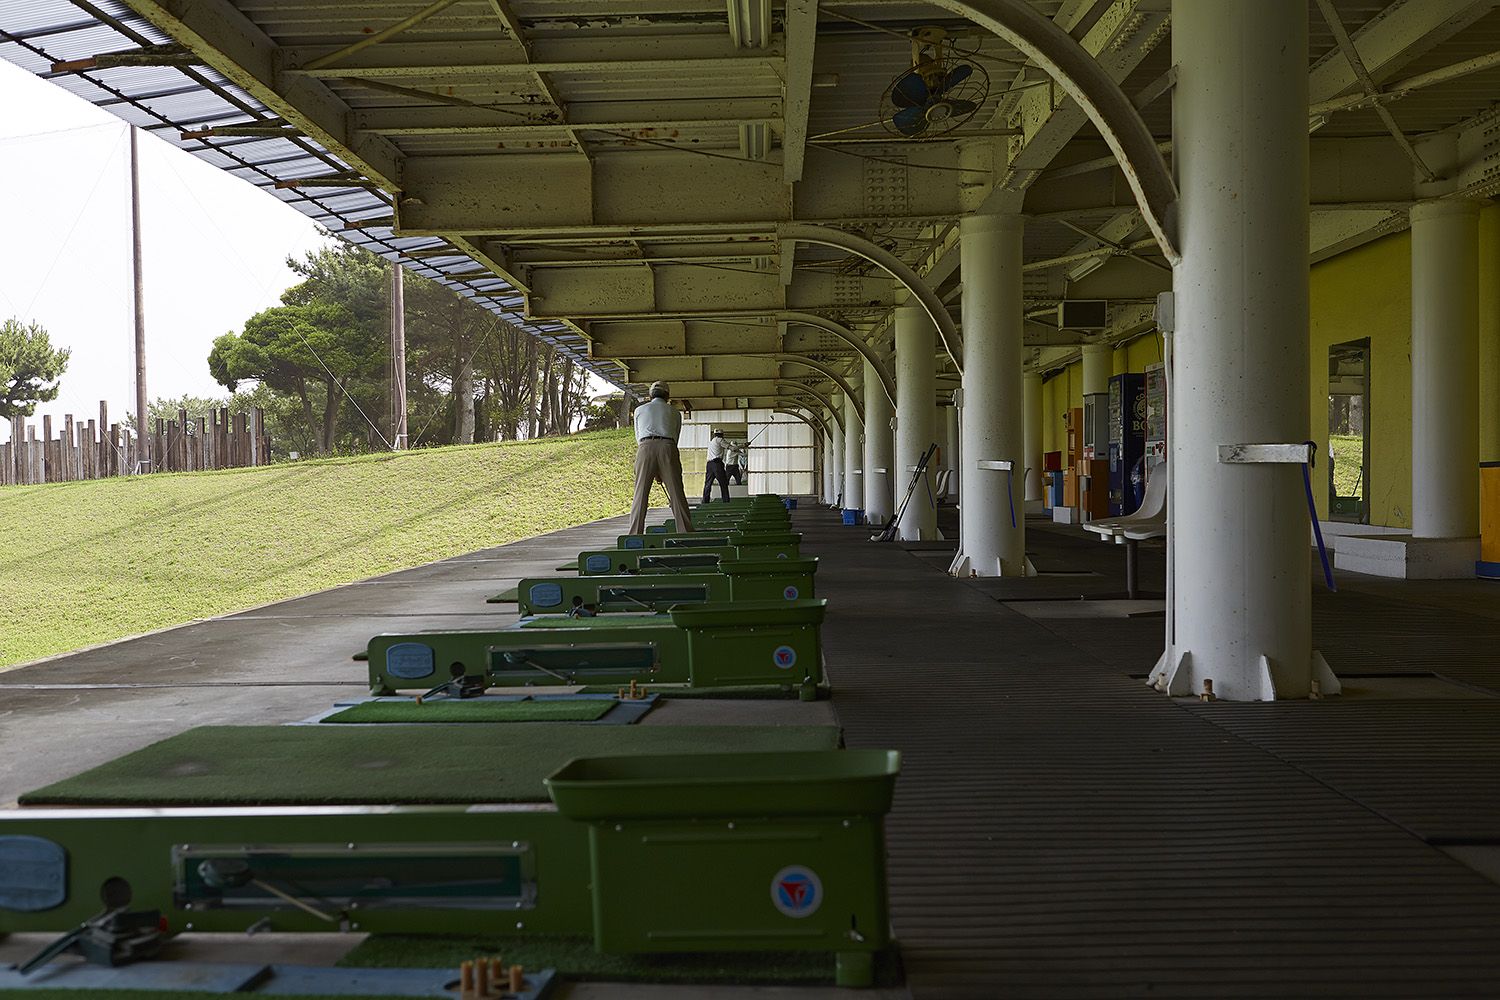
774, 406, 828, 444
774, 381, 845, 434
776, 310, 897, 409
933, 0, 1180, 263
777, 225, 965, 373
768, 355, 864, 426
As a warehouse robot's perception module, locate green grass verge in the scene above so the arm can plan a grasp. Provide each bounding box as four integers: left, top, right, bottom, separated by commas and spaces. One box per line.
1329, 432, 1365, 498
321, 699, 614, 724
0, 428, 649, 668
338, 934, 904, 987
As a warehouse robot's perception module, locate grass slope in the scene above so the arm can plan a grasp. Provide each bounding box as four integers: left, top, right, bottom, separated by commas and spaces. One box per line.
0, 428, 647, 668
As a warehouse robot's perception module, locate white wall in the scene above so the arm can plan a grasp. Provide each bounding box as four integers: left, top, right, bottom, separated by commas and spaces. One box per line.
681, 409, 816, 495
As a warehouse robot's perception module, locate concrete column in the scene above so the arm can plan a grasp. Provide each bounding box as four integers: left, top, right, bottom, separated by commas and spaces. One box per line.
1480, 206, 1500, 462
1024, 372, 1044, 502
1156, 0, 1325, 701
1081, 343, 1112, 396
1411, 200, 1480, 539
863, 359, 895, 524
829, 403, 845, 508
894, 303, 937, 540
828, 425, 840, 503
844, 389, 863, 514
949, 213, 1027, 576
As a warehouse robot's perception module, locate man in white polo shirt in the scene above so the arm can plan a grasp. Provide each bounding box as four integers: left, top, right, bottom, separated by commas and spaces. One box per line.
702, 428, 730, 503
628, 381, 695, 535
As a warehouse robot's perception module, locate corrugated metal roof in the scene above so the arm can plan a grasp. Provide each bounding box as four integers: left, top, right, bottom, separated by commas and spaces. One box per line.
0, 0, 623, 387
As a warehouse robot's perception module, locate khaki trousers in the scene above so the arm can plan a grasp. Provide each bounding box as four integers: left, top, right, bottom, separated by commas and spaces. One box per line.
628, 437, 695, 535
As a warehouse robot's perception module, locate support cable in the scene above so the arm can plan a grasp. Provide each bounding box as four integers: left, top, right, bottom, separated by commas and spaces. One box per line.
288, 324, 394, 451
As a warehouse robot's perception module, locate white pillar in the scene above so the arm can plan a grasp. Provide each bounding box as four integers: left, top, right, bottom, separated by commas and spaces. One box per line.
949, 213, 1026, 576
828, 428, 840, 509
864, 359, 895, 524
894, 303, 937, 540
1411, 200, 1480, 539
1081, 343, 1112, 396
844, 389, 863, 514
1157, 0, 1324, 701
829, 403, 845, 508
1024, 372, 1044, 502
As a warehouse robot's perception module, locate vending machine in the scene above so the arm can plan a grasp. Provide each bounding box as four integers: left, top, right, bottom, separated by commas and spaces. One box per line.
1143, 362, 1167, 486
1107, 372, 1146, 515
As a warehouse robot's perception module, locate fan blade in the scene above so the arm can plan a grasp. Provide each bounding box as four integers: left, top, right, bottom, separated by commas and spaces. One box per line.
946, 99, 978, 116
891, 69, 930, 108
941, 63, 974, 95
892, 105, 929, 137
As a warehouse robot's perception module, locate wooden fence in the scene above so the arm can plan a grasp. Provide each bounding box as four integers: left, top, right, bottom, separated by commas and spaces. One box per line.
1, 403, 268, 486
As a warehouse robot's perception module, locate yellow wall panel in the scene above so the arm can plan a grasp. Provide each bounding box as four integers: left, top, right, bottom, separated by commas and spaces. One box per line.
1308, 230, 1412, 527
1479, 205, 1500, 462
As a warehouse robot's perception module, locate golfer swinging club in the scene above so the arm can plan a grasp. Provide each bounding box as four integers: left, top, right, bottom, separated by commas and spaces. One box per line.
627, 381, 695, 535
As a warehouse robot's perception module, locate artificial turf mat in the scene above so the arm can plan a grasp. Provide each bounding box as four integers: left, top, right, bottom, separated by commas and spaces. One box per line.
337, 934, 904, 987
321, 699, 613, 724
19, 724, 841, 806
576, 683, 827, 700
0, 992, 417, 1000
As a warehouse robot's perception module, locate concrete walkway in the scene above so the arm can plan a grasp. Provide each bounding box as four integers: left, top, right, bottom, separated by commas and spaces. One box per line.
0, 508, 897, 1000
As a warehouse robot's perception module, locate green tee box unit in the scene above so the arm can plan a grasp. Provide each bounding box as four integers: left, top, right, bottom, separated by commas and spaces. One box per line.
369, 617, 684, 694
546, 750, 899, 973
0, 757, 894, 985
721, 556, 817, 602
368, 600, 826, 696
574, 548, 737, 576
665, 517, 791, 534
511, 558, 816, 614
614, 532, 801, 560
513, 574, 732, 616
0, 804, 591, 937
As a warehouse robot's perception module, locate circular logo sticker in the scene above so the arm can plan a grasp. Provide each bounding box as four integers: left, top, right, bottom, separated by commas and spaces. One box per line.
771, 865, 822, 918
783, 586, 799, 600
776, 552, 788, 559
773, 645, 797, 669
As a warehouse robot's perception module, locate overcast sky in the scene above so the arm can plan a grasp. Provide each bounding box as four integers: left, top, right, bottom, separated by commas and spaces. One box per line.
0, 57, 331, 439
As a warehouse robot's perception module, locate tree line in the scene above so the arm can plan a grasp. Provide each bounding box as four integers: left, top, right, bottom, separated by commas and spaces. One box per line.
1, 242, 611, 460
206, 241, 614, 457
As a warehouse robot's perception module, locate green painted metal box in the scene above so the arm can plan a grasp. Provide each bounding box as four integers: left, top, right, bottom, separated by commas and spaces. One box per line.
514, 574, 732, 615
720, 556, 818, 602
574, 548, 736, 575
669, 599, 825, 689
545, 750, 898, 957
367, 600, 825, 693
516, 558, 817, 614
615, 532, 801, 560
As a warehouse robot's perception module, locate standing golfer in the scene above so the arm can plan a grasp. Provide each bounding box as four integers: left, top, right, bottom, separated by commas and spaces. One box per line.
628, 381, 695, 535
726, 438, 745, 485
702, 428, 731, 503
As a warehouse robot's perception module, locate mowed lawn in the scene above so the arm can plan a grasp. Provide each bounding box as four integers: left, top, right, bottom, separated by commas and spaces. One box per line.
0, 428, 643, 668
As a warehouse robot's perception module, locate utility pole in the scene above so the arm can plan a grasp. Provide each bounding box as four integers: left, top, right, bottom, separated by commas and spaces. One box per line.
130, 126, 150, 471
389, 259, 408, 449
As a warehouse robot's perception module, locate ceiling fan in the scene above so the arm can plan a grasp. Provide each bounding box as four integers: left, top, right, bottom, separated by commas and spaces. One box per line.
877, 26, 990, 139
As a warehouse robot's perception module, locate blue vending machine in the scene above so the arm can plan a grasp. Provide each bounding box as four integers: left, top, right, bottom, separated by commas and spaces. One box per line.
1108, 373, 1146, 515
